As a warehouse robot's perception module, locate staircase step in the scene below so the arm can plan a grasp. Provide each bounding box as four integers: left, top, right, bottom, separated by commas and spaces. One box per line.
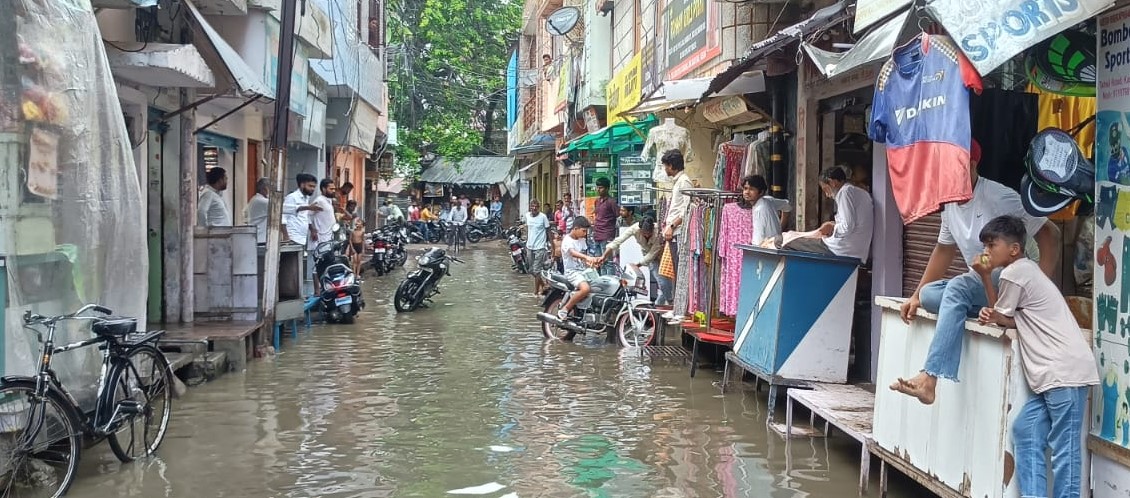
164, 352, 196, 373
186, 351, 229, 383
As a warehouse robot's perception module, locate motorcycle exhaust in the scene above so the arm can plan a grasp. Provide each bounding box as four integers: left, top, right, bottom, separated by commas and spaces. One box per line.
536, 312, 585, 332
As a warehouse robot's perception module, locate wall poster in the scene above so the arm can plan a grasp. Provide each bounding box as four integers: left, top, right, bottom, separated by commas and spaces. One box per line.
1093, 3, 1130, 458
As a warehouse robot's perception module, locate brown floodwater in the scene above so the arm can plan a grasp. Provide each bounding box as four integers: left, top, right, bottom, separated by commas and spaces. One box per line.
64, 245, 923, 497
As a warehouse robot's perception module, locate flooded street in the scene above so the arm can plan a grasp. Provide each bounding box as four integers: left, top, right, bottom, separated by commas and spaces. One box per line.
66, 246, 920, 497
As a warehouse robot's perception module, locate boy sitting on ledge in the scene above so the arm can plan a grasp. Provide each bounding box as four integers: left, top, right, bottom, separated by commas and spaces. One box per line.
976, 215, 1097, 498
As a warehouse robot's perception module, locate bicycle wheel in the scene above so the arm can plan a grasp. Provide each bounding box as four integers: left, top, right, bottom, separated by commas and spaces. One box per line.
0, 380, 81, 498
107, 345, 172, 463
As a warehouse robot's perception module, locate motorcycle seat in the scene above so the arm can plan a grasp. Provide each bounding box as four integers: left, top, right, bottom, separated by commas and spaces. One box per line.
547, 272, 575, 290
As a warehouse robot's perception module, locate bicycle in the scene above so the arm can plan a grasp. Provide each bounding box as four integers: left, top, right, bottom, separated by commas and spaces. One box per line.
0, 304, 173, 497
443, 221, 466, 255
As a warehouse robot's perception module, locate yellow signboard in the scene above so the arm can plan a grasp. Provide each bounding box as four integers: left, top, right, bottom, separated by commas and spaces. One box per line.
606, 52, 642, 124
556, 60, 571, 112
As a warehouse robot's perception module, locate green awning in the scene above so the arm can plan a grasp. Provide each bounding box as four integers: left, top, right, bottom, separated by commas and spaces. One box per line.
563, 115, 658, 154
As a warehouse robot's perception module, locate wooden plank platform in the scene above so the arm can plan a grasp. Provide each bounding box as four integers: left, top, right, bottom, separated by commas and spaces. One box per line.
159, 321, 262, 372
781, 383, 877, 495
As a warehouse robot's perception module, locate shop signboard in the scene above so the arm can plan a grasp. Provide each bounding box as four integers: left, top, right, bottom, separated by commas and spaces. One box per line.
617, 155, 653, 206
664, 0, 721, 80
606, 52, 642, 125
1094, 3, 1130, 480
852, 0, 911, 33
556, 57, 571, 113
702, 95, 753, 123
583, 107, 604, 133
640, 40, 660, 98
925, 0, 1115, 75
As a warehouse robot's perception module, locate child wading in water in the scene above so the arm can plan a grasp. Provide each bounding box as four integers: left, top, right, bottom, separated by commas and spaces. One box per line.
976, 215, 1097, 498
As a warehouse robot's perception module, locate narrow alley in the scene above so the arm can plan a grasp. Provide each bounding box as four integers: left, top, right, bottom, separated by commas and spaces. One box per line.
62, 247, 917, 497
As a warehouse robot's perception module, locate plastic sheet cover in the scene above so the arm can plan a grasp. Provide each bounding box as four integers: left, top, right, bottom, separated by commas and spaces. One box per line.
1, 0, 147, 410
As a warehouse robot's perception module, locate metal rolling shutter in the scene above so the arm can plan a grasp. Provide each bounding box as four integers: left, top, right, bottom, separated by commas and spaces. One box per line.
902, 213, 970, 296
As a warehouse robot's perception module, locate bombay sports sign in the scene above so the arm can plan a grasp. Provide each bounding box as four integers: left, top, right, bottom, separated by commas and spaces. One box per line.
926, 0, 1115, 74
664, 0, 721, 80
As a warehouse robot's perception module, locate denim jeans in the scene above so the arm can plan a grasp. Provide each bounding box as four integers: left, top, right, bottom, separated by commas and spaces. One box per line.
1013, 386, 1088, 498
656, 240, 678, 306
415, 221, 430, 240
918, 270, 1000, 381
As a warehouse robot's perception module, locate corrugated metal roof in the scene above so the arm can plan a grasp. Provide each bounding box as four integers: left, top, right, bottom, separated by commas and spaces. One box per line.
419, 156, 515, 185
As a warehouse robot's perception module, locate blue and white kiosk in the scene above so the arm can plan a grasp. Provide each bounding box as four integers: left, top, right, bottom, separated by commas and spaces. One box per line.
723, 244, 861, 414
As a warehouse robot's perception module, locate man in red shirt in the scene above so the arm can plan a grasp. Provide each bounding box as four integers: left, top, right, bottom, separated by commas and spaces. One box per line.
591, 177, 619, 275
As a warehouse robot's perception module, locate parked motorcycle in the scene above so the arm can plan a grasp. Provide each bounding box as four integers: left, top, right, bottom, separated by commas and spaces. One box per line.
314, 224, 364, 323
365, 224, 407, 276
535, 266, 656, 346
393, 247, 463, 312
507, 232, 528, 274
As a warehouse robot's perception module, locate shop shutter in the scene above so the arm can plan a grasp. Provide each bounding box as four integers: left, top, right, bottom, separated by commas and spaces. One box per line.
902, 213, 969, 296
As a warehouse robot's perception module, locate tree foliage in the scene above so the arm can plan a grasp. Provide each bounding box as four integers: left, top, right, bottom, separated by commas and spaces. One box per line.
387, 0, 521, 176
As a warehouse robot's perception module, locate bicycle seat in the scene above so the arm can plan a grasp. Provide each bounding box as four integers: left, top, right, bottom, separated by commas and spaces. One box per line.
92, 318, 137, 337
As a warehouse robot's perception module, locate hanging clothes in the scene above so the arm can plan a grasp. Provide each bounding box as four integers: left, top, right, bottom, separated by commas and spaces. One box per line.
970, 88, 1039, 193
722, 143, 746, 192
1027, 84, 1096, 157
869, 33, 983, 224
717, 203, 754, 316
744, 133, 771, 178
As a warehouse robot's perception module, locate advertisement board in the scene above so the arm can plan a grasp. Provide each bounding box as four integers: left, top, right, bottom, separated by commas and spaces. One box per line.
926, 0, 1115, 74
664, 0, 721, 79
1093, 2, 1130, 457
606, 53, 642, 125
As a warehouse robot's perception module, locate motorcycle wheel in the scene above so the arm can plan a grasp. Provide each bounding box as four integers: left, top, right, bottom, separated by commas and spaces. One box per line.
427, 231, 443, 244
340, 313, 356, 324
394, 279, 419, 312
466, 230, 482, 244
541, 295, 577, 341
615, 308, 657, 347
394, 250, 407, 268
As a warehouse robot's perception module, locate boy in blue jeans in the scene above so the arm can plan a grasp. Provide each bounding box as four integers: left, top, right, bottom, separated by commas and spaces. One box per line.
977, 215, 1098, 498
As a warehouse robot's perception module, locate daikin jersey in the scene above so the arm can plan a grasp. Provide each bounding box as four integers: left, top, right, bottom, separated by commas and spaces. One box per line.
869, 34, 983, 224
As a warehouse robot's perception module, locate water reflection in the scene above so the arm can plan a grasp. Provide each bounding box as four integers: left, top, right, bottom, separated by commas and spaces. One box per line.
63, 247, 919, 497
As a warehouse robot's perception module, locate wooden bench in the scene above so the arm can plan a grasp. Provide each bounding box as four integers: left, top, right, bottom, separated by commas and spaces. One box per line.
272, 296, 321, 351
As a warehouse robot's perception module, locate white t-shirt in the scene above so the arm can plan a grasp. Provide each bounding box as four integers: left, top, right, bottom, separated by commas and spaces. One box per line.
197, 186, 231, 228
474, 205, 490, 221
525, 212, 550, 250
244, 193, 269, 243
938, 177, 1047, 267
282, 189, 312, 245
561, 234, 588, 273
823, 184, 873, 262
309, 195, 336, 249
752, 196, 791, 246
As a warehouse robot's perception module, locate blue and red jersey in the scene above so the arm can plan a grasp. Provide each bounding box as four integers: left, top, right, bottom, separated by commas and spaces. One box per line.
869, 34, 983, 224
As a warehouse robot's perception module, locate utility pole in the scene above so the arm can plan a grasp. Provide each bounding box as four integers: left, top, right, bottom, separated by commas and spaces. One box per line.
261, 0, 301, 345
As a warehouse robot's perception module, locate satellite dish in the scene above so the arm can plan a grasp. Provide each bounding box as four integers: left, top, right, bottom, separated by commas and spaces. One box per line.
545, 7, 580, 37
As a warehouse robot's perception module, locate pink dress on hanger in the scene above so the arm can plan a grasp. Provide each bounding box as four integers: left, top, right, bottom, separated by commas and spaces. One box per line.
717, 203, 754, 316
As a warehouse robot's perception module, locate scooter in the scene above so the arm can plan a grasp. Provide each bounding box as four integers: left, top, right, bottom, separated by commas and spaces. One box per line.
393, 247, 463, 312
314, 224, 364, 323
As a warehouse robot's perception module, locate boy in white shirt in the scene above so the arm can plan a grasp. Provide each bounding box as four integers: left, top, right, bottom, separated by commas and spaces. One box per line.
558, 216, 601, 321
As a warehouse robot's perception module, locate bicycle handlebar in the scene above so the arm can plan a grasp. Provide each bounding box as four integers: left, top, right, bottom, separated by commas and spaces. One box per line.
23, 304, 113, 325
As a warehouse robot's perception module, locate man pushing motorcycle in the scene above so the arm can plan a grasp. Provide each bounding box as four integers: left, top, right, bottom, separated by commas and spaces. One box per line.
596, 216, 662, 278
557, 216, 601, 320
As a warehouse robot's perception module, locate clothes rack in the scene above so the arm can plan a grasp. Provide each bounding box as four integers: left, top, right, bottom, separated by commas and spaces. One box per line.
680, 188, 741, 334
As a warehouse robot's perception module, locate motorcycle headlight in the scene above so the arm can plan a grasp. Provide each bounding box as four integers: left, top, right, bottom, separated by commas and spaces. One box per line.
418, 255, 432, 266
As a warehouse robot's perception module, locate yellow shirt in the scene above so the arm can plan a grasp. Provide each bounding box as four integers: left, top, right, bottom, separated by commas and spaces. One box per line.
1028, 84, 1096, 157
420, 208, 438, 221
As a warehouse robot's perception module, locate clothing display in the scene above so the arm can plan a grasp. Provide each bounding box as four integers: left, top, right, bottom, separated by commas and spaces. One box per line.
970, 89, 1039, 192
715, 142, 747, 192
744, 132, 771, 178
1028, 84, 1096, 156
641, 120, 693, 183
717, 203, 753, 316
870, 33, 983, 224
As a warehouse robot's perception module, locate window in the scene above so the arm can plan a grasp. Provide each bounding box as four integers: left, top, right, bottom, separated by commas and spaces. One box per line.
368, 0, 384, 48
